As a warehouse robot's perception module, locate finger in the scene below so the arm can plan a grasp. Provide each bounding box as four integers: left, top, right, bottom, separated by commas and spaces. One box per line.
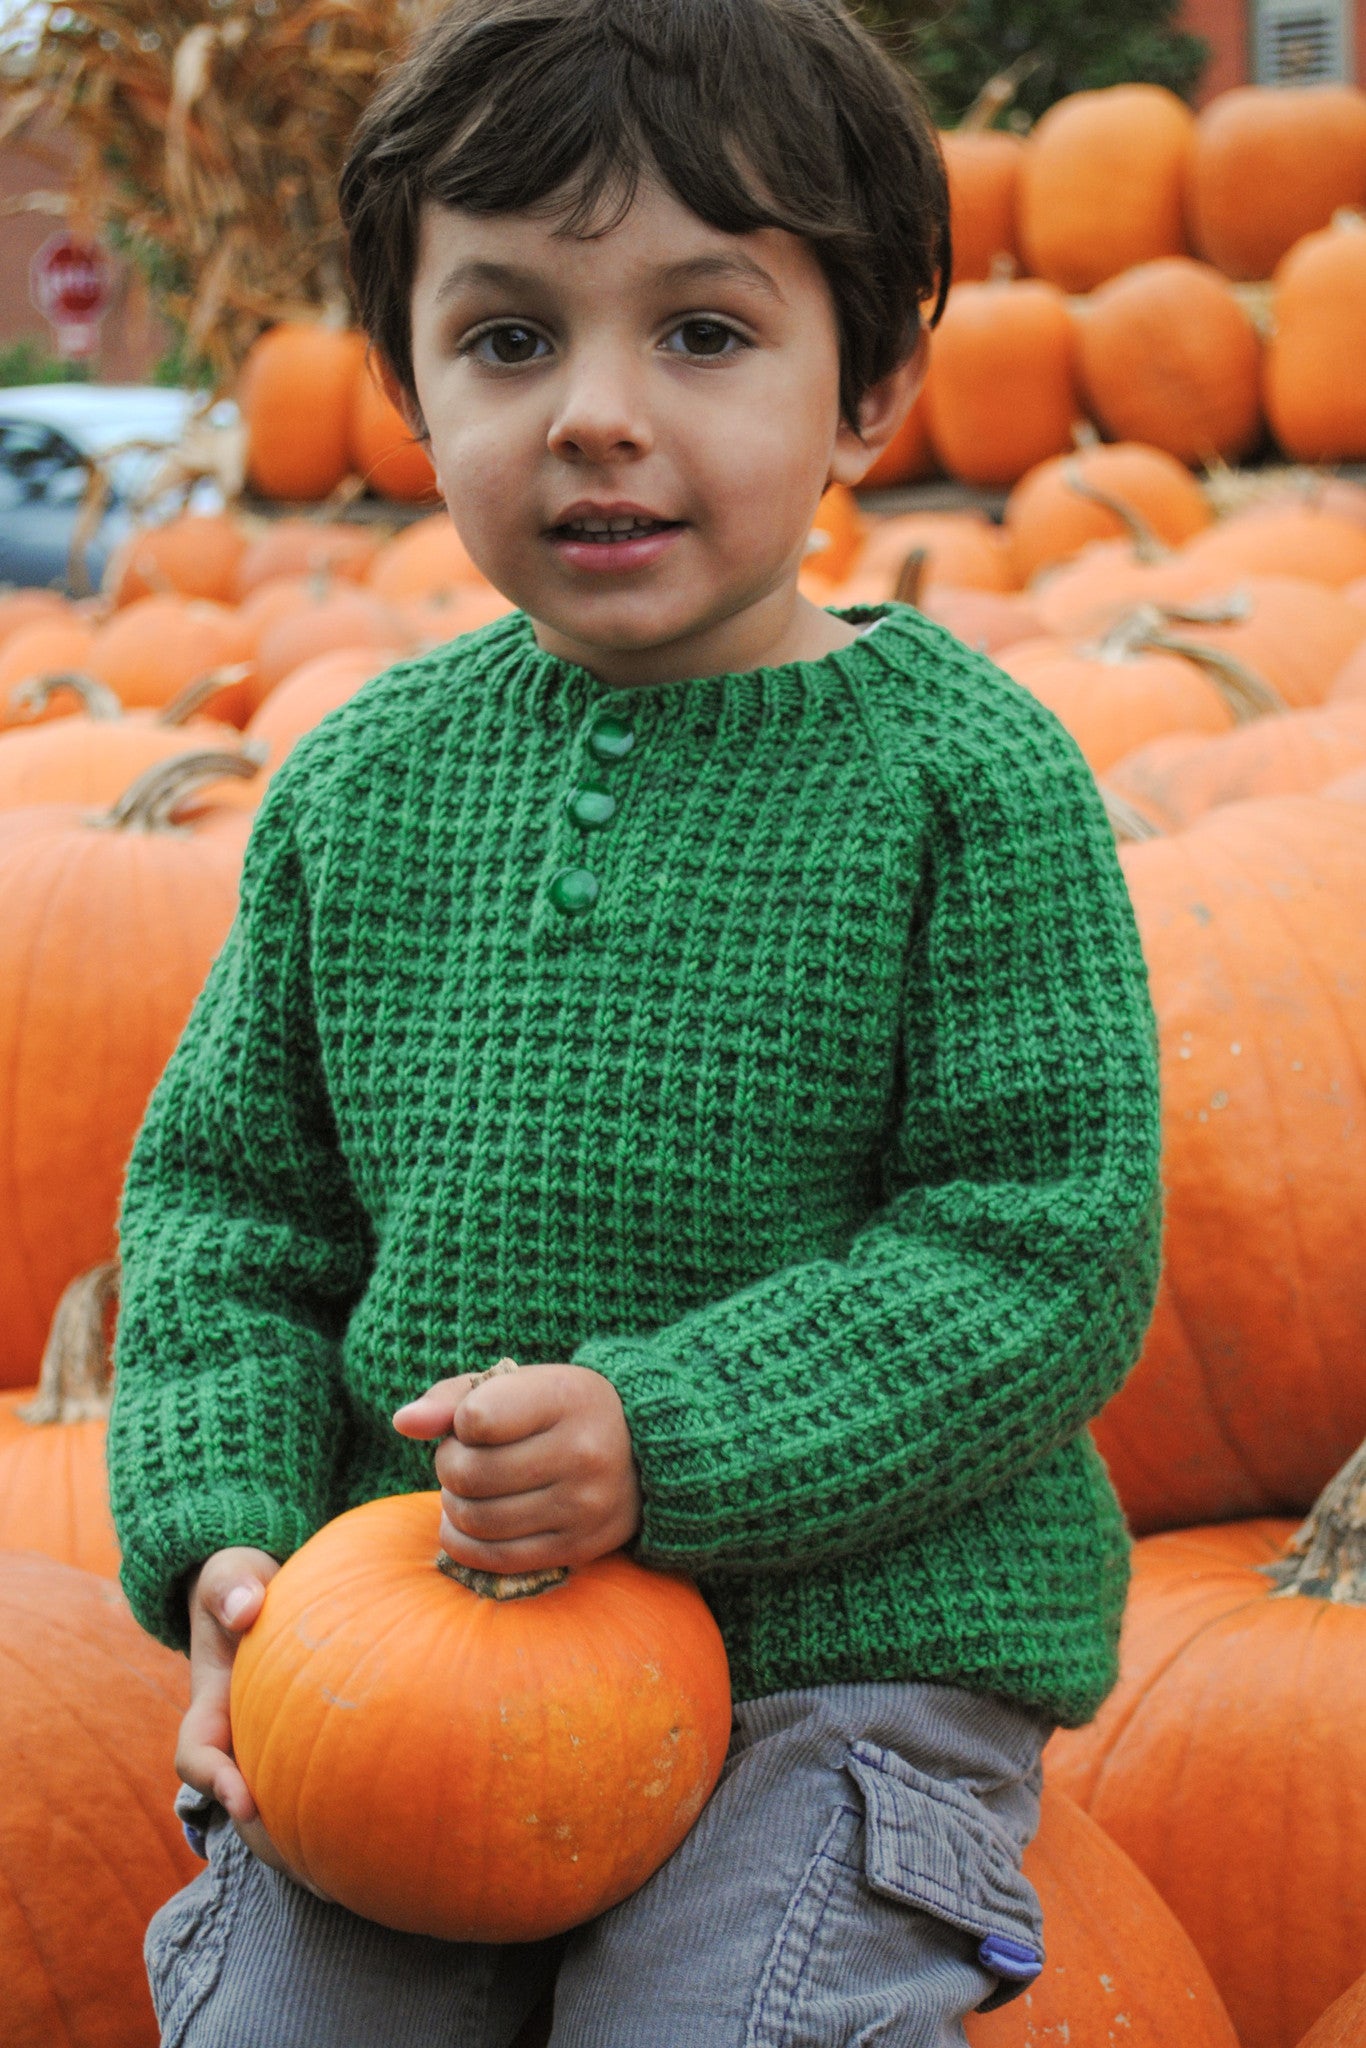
440, 1482, 560, 1544
392, 1374, 481, 1439
176, 1699, 259, 1823
438, 1518, 582, 1578
452, 1365, 567, 1447
433, 1430, 562, 1500
192, 1548, 279, 1643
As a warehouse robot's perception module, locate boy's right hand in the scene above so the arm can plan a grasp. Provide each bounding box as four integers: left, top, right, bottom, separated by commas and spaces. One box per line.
179, 1546, 291, 1874
179, 1546, 335, 1899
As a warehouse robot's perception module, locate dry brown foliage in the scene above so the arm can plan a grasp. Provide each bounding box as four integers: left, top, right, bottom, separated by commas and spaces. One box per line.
1, 0, 443, 387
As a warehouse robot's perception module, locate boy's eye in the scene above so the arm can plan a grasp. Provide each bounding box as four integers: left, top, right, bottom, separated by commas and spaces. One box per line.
467, 324, 547, 366
668, 319, 742, 358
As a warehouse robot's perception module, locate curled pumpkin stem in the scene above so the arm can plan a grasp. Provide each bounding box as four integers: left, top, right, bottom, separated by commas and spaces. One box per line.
98, 746, 263, 831
1062, 458, 1170, 564
8, 670, 124, 722
157, 664, 253, 727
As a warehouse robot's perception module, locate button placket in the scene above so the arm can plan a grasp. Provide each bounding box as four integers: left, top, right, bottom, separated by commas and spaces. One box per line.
547, 703, 637, 919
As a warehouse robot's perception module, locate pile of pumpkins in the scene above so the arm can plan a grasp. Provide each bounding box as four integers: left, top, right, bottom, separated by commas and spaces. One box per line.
1, 454, 1366, 2047
239, 80, 1366, 512
871, 78, 1366, 487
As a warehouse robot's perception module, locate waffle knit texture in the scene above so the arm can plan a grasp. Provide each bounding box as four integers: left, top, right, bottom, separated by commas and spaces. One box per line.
109, 602, 1161, 1726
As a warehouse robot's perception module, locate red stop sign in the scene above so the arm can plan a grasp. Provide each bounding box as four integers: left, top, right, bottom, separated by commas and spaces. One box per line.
30, 231, 112, 324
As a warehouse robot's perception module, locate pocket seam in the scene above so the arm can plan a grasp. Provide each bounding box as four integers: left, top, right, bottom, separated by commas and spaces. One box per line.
743, 1805, 856, 2048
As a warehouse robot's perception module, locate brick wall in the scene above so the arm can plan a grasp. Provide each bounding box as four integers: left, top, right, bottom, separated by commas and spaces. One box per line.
0, 120, 170, 384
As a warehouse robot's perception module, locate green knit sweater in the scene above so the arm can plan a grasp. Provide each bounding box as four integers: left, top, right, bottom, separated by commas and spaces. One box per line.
109, 602, 1161, 1725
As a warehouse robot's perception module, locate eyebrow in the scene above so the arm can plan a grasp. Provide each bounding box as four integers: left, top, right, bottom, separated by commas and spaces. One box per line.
433, 250, 785, 308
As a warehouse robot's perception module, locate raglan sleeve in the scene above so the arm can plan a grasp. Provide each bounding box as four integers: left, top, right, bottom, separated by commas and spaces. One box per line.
573, 666, 1162, 1575
107, 769, 374, 1650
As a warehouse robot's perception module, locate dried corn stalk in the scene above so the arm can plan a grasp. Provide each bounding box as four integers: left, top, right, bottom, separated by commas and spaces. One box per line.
0, 0, 444, 388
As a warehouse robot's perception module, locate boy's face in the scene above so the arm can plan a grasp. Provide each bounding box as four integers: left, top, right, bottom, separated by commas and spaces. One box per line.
408, 176, 917, 687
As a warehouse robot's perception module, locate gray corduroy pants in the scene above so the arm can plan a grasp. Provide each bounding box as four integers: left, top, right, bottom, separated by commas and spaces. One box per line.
146, 1681, 1050, 2048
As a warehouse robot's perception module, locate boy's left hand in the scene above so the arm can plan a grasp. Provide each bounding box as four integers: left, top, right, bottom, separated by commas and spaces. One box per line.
393, 1364, 642, 1574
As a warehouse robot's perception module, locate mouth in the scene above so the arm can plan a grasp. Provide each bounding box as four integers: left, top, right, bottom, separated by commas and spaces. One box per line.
548, 512, 685, 545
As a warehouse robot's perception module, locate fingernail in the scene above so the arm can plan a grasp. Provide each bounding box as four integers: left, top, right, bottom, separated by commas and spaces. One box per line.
222, 1585, 254, 1625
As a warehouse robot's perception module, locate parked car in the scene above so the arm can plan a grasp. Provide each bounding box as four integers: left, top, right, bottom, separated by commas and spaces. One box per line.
0, 385, 236, 594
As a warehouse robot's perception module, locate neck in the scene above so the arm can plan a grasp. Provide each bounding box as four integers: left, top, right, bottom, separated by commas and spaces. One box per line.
530, 588, 860, 690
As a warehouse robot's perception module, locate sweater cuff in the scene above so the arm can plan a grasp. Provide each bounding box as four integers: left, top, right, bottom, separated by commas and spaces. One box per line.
117, 1486, 324, 1653
573, 1334, 744, 1569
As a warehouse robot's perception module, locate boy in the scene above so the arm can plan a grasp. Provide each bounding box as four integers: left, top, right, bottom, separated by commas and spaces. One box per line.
109, 0, 1162, 2041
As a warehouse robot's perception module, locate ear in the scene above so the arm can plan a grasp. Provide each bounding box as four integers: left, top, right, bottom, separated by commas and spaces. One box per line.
828, 329, 929, 488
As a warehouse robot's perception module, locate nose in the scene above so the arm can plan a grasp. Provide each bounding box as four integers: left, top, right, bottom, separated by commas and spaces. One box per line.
546, 345, 653, 464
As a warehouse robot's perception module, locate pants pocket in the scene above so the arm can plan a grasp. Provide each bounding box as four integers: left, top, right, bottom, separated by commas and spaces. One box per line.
844, 1740, 1044, 2016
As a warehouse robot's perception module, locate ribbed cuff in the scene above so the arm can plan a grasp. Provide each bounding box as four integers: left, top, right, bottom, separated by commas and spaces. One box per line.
117, 1484, 325, 1651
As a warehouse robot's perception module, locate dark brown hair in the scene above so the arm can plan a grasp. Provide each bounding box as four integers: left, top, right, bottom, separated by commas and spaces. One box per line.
339, 0, 949, 429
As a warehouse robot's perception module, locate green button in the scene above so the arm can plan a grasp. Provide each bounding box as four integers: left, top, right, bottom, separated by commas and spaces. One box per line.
588, 714, 634, 763
547, 866, 600, 915
565, 787, 617, 830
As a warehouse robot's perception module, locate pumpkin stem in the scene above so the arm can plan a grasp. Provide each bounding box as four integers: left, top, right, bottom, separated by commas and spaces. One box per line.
157, 663, 252, 727
1093, 604, 1285, 723
1136, 625, 1285, 725
17, 1259, 120, 1426
892, 547, 928, 608
1261, 1438, 1366, 1604
1061, 458, 1169, 564
8, 670, 124, 722
432, 1357, 571, 1600
1102, 788, 1162, 845
98, 746, 263, 830
956, 54, 1038, 132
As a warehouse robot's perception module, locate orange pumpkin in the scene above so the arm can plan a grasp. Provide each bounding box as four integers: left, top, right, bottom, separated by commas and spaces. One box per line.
803, 482, 867, 585
996, 614, 1262, 775
223, 644, 399, 798
1176, 502, 1366, 591
367, 513, 486, 604
924, 275, 1079, 488
939, 129, 1024, 283
233, 518, 383, 598
919, 586, 1044, 654
856, 511, 1017, 595
1, 1553, 198, 2048
348, 351, 439, 503
1187, 84, 1366, 282
966, 1786, 1239, 2048
240, 321, 369, 501
858, 390, 936, 490
0, 675, 247, 809
1106, 700, 1366, 829
1093, 796, 1366, 1532
107, 512, 249, 607
1264, 213, 1366, 464
1018, 85, 1195, 293
0, 618, 98, 729
230, 1487, 732, 1940
0, 752, 255, 1386
252, 585, 410, 699
0, 1262, 119, 1576
0, 588, 74, 649
1075, 258, 1263, 464
1298, 1969, 1366, 2047
86, 595, 254, 723
1005, 442, 1211, 585
1047, 1431, 1366, 2048
1156, 575, 1366, 709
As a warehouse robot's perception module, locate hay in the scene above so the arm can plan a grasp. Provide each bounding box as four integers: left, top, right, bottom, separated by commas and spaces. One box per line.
1, 0, 443, 388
